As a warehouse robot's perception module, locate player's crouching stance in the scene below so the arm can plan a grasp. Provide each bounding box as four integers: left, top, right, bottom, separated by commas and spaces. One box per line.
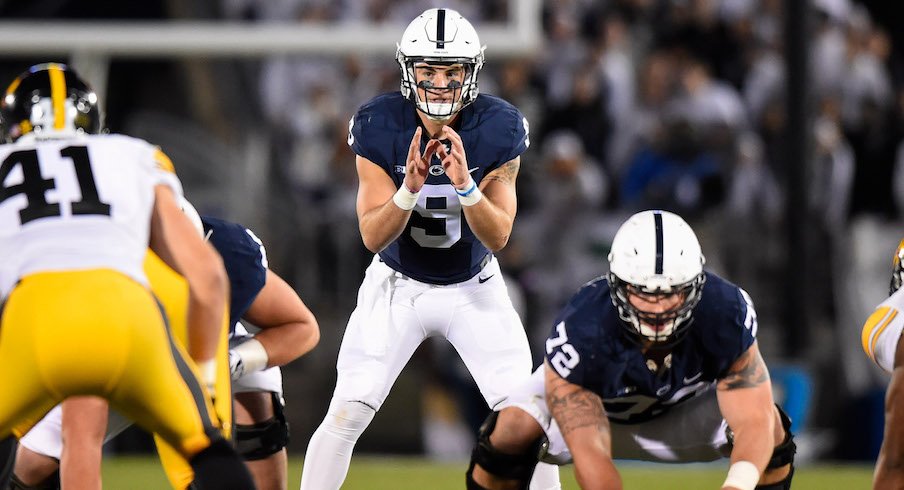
466, 210, 795, 490
862, 238, 904, 489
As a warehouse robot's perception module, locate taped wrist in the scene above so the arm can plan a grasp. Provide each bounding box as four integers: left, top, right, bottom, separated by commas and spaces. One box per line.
196, 359, 217, 392
455, 177, 482, 206
392, 185, 420, 210
229, 338, 269, 380
722, 461, 759, 490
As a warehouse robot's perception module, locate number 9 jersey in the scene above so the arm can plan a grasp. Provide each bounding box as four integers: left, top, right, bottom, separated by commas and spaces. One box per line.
348, 92, 529, 284
0, 133, 182, 297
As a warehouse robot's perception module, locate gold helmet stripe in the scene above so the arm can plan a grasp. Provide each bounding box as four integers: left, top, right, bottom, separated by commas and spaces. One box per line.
47, 63, 66, 130
4, 75, 21, 97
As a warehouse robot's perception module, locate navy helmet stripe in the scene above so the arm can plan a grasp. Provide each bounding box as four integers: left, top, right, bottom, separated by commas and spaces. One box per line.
436, 9, 446, 49
654, 211, 664, 274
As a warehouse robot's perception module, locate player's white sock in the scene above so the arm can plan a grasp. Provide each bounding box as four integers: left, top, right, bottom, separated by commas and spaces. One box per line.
530, 462, 562, 490
299, 399, 376, 490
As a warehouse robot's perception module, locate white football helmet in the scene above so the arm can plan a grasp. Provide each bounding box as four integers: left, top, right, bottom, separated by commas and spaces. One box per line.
607, 210, 706, 345
396, 8, 484, 121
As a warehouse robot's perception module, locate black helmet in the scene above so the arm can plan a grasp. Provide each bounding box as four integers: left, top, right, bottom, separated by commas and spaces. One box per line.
0, 62, 101, 143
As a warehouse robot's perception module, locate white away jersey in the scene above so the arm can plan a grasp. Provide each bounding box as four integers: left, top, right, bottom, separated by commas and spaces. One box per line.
0, 133, 182, 297
863, 286, 904, 373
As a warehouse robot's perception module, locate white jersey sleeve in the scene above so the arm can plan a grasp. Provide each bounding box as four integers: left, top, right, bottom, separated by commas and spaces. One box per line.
862, 287, 904, 373
0, 133, 184, 297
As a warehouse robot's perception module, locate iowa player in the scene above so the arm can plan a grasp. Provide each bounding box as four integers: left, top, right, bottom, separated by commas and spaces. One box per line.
862, 238, 904, 489
300, 8, 558, 490
0, 63, 254, 489
13, 208, 319, 490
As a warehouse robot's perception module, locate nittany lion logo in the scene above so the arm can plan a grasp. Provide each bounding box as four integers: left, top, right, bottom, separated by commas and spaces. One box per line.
429, 165, 445, 176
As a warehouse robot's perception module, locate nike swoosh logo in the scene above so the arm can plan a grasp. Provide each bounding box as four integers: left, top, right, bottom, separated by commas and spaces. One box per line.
478, 274, 495, 284
468, 167, 479, 174
683, 372, 703, 384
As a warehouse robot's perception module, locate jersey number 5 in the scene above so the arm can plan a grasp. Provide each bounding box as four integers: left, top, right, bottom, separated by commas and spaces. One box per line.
0, 146, 111, 225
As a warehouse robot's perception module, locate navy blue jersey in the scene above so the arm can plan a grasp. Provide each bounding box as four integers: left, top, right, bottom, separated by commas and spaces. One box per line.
201, 216, 268, 331
544, 271, 757, 424
348, 92, 529, 284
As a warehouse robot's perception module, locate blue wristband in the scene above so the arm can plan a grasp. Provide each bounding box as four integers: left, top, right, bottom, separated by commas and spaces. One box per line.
456, 179, 477, 197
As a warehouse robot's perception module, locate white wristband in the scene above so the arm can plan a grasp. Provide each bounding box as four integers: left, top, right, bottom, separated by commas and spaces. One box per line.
232, 338, 269, 377
722, 461, 760, 490
392, 184, 420, 211
197, 359, 217, 392
455, 177, 483, 206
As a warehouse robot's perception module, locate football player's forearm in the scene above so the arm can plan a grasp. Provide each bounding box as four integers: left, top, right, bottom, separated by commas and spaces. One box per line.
252, 319, 319, 367
185, 256, 229, 363
463, 200, 514, 251
573, 457, 622, 490
359, 203, 410, 252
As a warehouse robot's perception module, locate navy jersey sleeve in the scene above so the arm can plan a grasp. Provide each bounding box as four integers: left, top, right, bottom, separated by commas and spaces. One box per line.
468, 95, 530, 175
497, 102, 529, 166
544, 279, 607, 387
201, 216, 268, 328
347, 93, 412, 175
694, 273, 758, 377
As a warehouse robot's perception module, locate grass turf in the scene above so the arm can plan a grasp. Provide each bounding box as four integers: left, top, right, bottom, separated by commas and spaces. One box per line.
101, 455, 872, 489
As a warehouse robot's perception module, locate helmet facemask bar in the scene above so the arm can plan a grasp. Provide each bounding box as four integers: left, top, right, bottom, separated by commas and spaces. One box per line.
398, 54, 483, 121
608, 272, 706, 346
891, 239, 904, 295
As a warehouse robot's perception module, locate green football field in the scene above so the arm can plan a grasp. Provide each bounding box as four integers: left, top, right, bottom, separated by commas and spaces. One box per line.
101, 455, 873, 489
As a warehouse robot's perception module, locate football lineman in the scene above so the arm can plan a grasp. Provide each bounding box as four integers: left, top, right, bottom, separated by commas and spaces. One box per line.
299, 8, 559, 490
466, 210, 795, 490
862, 238, 904, 489
12, 209, 320, 490
0, 63, 254, 489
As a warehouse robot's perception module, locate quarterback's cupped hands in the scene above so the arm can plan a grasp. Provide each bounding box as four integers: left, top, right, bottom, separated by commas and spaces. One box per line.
438, 125, 471, 189
404, 126, 442, 193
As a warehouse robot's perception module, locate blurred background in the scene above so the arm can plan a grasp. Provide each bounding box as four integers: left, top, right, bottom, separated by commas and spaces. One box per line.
1, 0, 901, 468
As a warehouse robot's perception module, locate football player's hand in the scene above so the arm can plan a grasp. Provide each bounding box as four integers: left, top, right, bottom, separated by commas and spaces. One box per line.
438, 125, 470, 188
404, 126, 440, 192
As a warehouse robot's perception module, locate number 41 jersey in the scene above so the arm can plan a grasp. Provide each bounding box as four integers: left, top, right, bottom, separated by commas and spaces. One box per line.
348, 92, 529, 284
0, 133, 183, 298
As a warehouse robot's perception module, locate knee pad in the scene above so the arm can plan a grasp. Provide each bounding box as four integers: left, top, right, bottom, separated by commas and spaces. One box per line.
321, 399, 376, 441
189, 438, 255, 490
465, 411, 542, 490
235, 393, 290, 461
767, 405, 796, 470
8, 473, 60, 490
755, 466, 794, 490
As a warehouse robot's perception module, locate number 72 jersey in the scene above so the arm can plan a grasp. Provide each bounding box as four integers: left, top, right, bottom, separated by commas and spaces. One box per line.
544, 272, 757, 424
0, 133, 183, 298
